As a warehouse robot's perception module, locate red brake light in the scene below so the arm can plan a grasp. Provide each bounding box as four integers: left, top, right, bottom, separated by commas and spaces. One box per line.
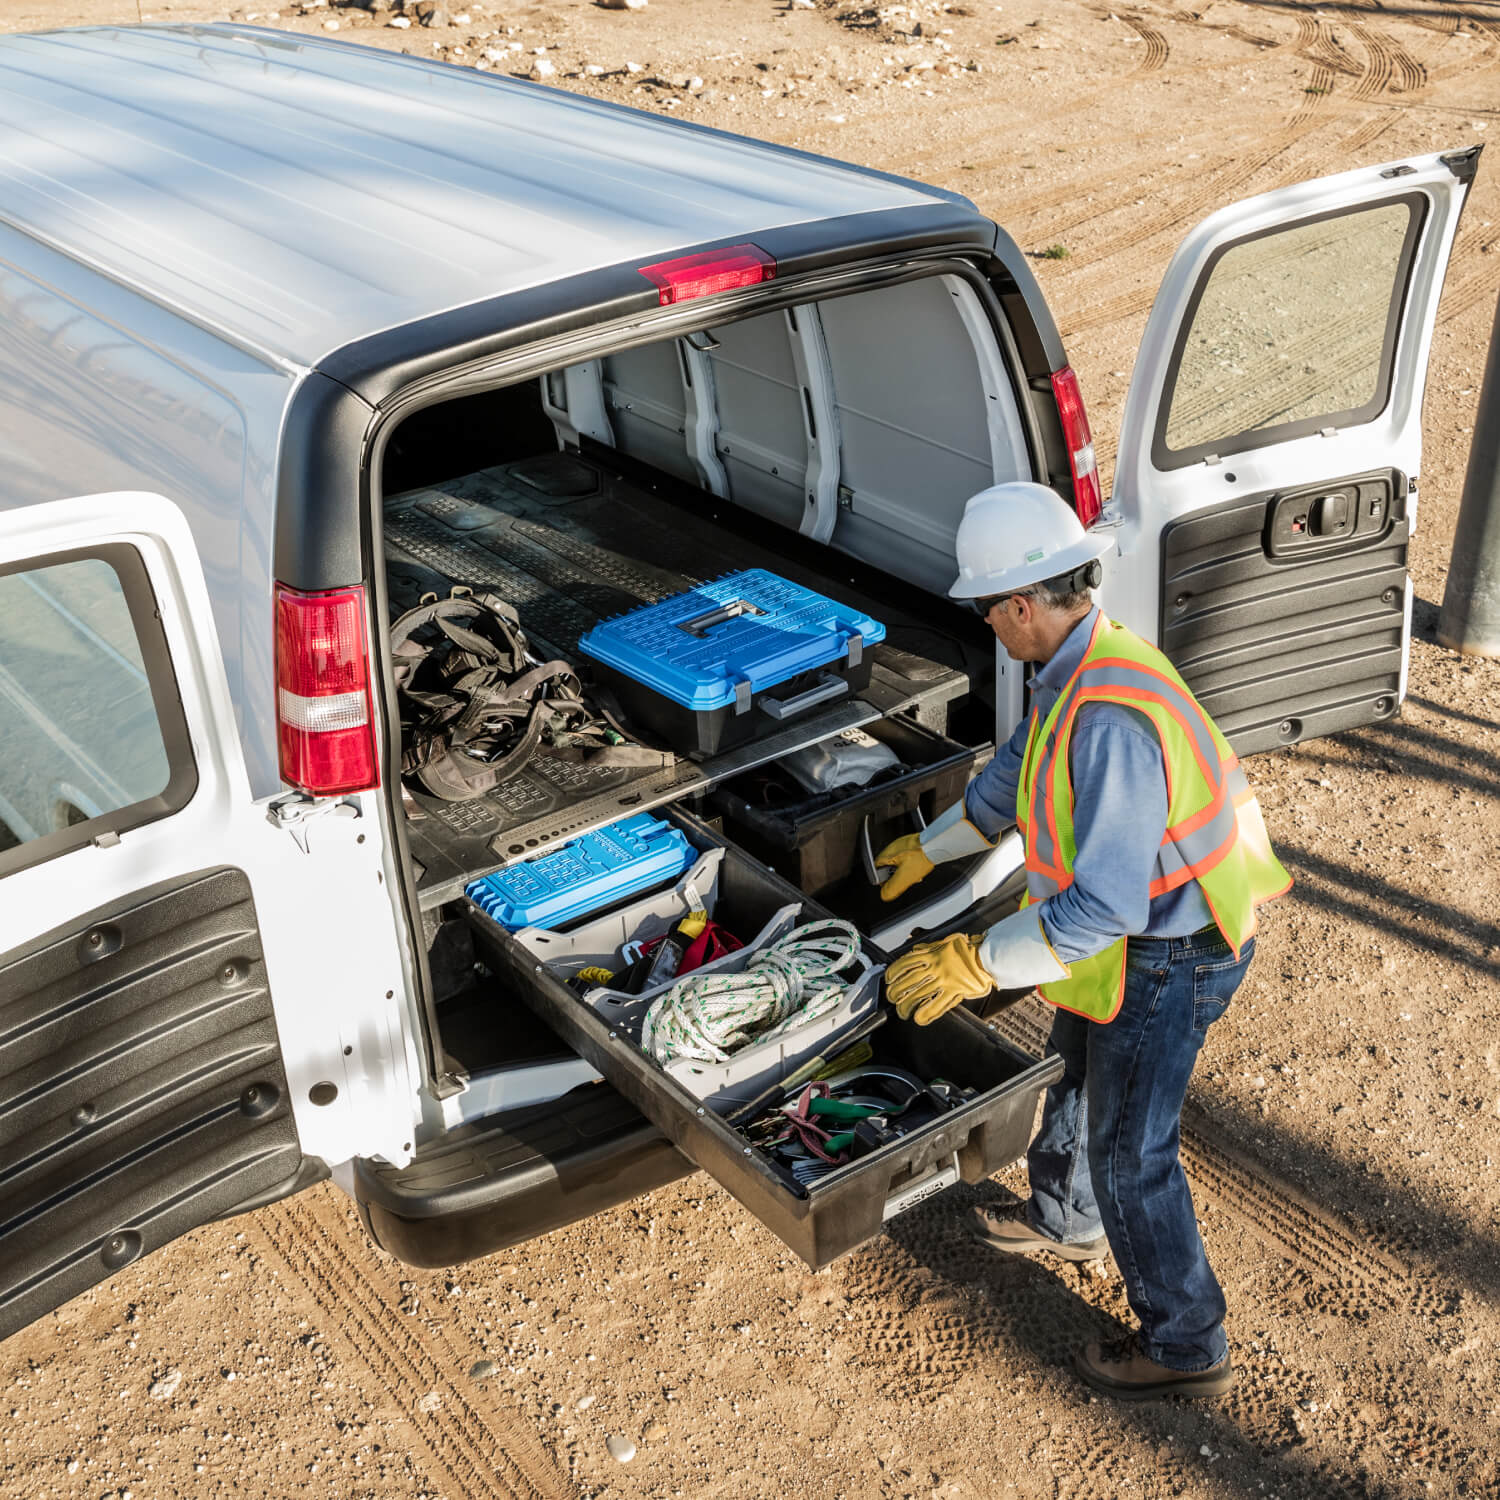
1050, 365, 1103, 529
638, 244, 775, 306
274, 583, 379, 796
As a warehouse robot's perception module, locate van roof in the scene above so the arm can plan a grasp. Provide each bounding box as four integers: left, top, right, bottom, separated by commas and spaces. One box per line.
0, 24, 960, 369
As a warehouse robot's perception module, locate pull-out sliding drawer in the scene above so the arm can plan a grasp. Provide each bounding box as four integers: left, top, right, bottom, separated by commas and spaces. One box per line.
467, 808, 1060, 1269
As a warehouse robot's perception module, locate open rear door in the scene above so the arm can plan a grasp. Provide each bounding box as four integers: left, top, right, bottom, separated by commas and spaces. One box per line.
0, 493, 415, 1342
1103, 147, 1478, 752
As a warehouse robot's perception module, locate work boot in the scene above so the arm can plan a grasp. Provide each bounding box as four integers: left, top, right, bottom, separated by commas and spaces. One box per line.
965, 1204, 1109, 1262
1073, 1336, 1234, 1400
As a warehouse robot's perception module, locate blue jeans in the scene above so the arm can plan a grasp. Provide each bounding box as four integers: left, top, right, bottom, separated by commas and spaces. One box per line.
1024, 927, 1254, 1372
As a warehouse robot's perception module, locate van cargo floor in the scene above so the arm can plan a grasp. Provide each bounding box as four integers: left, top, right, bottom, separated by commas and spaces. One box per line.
384, 453, 969, 906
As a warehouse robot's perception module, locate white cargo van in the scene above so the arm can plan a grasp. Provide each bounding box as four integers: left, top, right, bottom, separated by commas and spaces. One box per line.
0, 23, 1476, 1337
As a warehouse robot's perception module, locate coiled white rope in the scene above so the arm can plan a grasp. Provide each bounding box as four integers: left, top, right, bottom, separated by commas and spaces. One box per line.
640, 918, 865, 1065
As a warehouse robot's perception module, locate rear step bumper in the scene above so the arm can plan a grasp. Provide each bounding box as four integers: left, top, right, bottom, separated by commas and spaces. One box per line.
353, 1084, 689, 1268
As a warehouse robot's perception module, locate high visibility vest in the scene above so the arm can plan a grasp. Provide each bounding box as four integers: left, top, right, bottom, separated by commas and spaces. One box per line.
1015, 615, 1291, 1023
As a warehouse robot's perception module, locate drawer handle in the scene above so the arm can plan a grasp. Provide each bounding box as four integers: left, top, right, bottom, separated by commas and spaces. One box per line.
759, 672, 850, 721
882, 1153, 960, 1222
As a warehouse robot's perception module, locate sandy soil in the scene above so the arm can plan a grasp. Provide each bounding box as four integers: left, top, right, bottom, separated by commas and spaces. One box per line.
3, 1, 1500, 1497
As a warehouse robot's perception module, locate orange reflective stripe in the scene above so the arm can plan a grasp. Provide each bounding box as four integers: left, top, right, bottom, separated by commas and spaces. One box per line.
1071, 684, 1219, 787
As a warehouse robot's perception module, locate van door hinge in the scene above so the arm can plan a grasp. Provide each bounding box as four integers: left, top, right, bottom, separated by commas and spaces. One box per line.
1093, 502, 1126, 530
267, 791, 361, 853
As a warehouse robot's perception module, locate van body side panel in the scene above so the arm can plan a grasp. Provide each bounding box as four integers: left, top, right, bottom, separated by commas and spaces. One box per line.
0, 227, 294, 794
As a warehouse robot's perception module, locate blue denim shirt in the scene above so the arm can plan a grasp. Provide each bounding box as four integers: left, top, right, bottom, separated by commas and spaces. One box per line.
964, 606, 1213, 963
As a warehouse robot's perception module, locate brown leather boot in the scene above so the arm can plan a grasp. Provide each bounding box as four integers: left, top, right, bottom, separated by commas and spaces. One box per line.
965, 1205, 1109, 1263
1073, 1335, 1234, 1400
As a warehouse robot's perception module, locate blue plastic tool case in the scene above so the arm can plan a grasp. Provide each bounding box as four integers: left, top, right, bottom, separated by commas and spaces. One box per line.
464, 814, 696, 931
577, 569, 886, 758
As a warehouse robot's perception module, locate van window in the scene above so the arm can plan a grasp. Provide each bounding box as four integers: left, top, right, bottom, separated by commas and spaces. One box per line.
0, 545, 196, 876
1158, 197, 1423, 465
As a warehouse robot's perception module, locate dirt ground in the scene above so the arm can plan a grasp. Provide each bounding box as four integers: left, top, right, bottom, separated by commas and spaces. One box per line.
3, 0, 1500, 1497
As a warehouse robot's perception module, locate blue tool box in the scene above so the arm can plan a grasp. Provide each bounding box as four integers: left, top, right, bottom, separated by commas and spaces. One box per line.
464, 814, 696, 932
577, 570, 886, 757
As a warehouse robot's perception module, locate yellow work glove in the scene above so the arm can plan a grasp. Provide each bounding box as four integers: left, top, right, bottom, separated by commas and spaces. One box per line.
874, 832, 935, 903
884, 933, 995, 1025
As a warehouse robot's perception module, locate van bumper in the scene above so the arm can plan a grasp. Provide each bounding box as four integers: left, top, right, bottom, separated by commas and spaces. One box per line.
353, 1084, 690, 1268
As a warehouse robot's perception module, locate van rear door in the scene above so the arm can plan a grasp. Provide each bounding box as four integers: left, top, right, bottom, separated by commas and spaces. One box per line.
0, 493, 415, 1342
1104, 148, 1477, 752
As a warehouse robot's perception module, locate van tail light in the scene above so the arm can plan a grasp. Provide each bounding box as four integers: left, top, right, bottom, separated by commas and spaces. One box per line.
1050, 364, 1103, 529
275, 583, 379, 796
639, 244, 775, 306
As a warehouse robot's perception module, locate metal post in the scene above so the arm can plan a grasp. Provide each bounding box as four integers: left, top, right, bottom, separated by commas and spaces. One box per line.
1439, 292, 1500, 655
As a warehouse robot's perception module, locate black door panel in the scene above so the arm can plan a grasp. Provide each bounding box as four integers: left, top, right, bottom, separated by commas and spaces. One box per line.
1160, 470, 1408, 753
0, 868, 304, 1341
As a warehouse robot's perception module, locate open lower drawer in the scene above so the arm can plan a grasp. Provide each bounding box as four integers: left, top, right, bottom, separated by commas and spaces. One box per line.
467, 808, 1061, 1270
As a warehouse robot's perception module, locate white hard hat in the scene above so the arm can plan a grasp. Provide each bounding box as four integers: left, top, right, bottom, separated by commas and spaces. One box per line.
948, 481, 1111, 601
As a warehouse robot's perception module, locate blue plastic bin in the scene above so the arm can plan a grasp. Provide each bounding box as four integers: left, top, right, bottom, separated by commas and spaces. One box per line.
577, 570, 885, 757
465, 814, 696, 932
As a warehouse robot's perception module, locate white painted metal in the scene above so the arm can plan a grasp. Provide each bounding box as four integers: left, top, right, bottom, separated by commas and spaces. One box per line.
0, 25, 951, 369
677, 341, 731, 498
1100, 152, 1472, 649
0, 492, 419, 1168
425, 1058, 603, 1134
542, 363, 614, 449
786, 304, 843, 543
946, 277, 1033, 492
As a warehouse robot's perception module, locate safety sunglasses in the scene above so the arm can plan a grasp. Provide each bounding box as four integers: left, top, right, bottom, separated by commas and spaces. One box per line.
964, 588, 1034, 618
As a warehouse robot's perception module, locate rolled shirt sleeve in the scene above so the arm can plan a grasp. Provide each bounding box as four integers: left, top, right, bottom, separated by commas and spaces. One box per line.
1034, 705, 1170, 964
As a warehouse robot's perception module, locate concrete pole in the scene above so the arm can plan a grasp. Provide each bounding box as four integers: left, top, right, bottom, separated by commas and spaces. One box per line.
1439, 292, 1500, 655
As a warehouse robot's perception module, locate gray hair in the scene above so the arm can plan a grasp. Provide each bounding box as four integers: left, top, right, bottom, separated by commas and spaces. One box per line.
1028, 573, 1094, 615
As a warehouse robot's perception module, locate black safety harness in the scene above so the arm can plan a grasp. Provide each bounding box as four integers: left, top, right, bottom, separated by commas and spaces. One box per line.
390, 588, 669, 801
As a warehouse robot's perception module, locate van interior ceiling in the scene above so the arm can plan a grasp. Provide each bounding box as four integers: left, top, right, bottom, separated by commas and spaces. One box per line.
376, 273, 1034, 1084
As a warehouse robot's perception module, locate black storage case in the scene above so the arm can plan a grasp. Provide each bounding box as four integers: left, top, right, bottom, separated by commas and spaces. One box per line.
591, 653, 878, 760
707, 717, 984, 895
467, 807, 1061, 1270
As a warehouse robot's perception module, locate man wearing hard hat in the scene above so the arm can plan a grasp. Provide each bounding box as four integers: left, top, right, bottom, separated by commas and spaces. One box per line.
879, 481, 1290, 1401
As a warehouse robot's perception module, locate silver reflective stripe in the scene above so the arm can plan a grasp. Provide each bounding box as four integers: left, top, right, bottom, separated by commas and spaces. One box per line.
1072, 661, 1220, 774
278, 687, 368, 732
1169, 796, 1240, 871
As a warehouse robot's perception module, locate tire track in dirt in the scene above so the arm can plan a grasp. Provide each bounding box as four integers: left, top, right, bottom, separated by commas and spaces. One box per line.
1345, 18, 1427, 97
1117, 11, 1169, 73
249, 1195, 575, 1500
982, 1001, 1415, 1317
919, 9, 1328, 227
974, 1000, 1493, 1494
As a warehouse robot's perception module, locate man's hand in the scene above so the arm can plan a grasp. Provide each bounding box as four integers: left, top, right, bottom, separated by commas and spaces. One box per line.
874, 832, 935, 903
884, 933, 995, 1024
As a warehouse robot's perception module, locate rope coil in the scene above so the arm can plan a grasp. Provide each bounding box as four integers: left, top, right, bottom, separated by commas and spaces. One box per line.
640, 918, 865, 1065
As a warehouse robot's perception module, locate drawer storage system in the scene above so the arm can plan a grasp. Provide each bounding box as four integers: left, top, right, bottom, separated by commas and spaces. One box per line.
478, 846, 883, 1114
467, 809, 1060, 1270
707, 717, 984, 896
577, 569, 886, 759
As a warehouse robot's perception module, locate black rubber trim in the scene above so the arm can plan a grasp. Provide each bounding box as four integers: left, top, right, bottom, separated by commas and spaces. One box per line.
320, 203, 995, 406
0, 868, 306, 1341
1441, 144, 1483, 184
987, 224, 1066, 371
354, 1085, 688, 1268
275, 202, 996, 592
1159, 470, 1409, 754
1151, 192, 1428, 473
273, 372, 377, 593
0, 543, 198, 879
